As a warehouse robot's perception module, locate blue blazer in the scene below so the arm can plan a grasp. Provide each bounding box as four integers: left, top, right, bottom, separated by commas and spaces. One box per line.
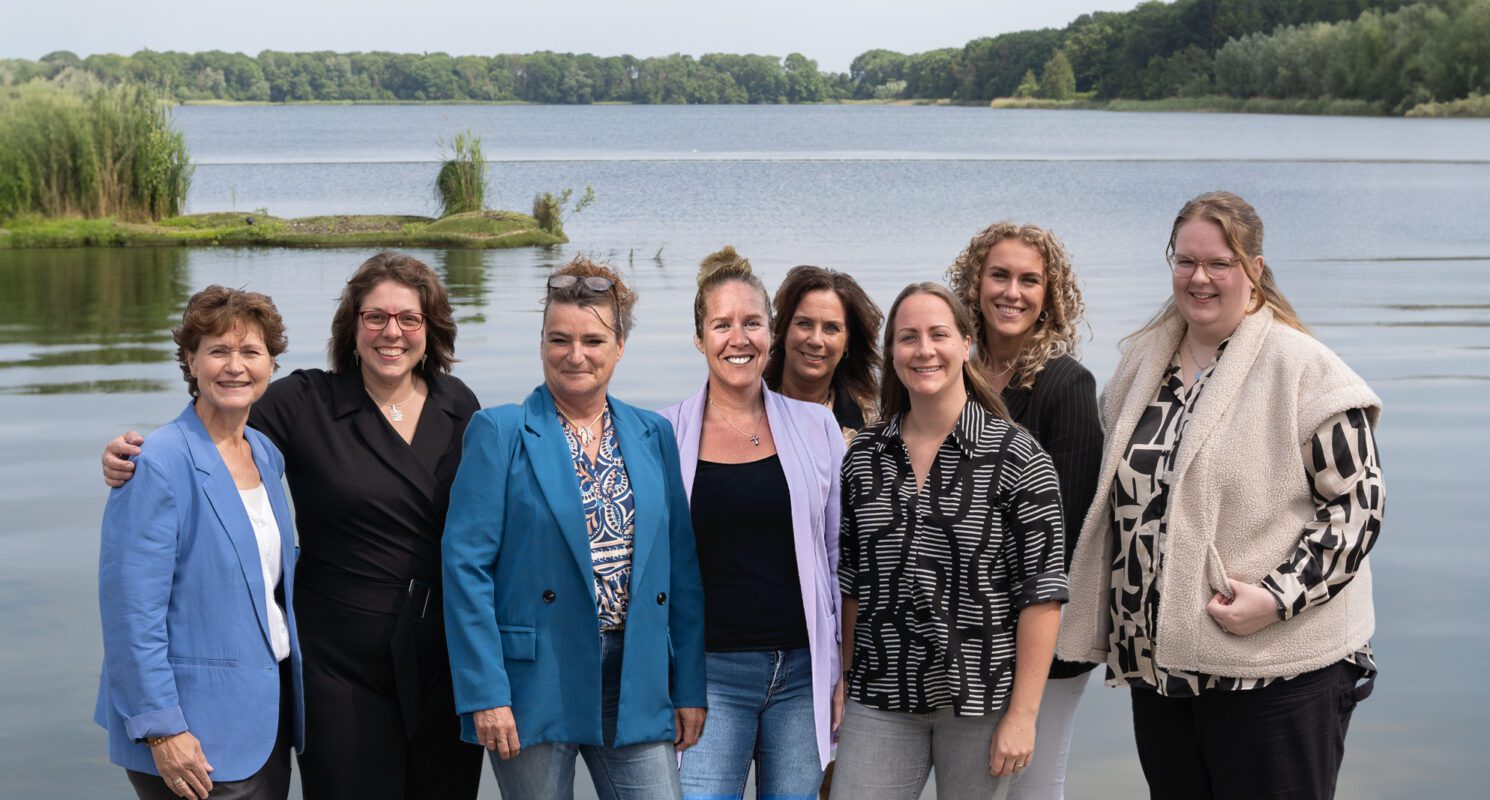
95, 403, 305, 781
443, 386, 707, 749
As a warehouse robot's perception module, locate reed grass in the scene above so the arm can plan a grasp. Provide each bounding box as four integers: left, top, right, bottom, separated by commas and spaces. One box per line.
0, 82, 192, 222
434, 130, 487, 217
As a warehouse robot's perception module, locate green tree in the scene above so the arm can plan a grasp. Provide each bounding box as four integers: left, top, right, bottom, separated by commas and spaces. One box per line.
1040, 50, 1076, 99
1015, 69, 1041, 98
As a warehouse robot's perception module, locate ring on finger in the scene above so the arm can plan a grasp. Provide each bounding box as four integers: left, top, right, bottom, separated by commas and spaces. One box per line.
173, 777, 187, 786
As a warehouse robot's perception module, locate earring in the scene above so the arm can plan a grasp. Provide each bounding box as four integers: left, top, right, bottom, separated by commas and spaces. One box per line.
421, 354, 428, 370
1038, 310, 1049, 323
354, 351, 360, 366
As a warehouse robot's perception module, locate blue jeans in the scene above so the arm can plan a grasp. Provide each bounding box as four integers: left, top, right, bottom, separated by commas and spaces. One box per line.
489, 630, 681, 800
680, 647, 822, 800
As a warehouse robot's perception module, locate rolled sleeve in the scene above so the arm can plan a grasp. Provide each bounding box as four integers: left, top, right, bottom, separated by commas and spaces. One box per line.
1003, 442, 1069, 611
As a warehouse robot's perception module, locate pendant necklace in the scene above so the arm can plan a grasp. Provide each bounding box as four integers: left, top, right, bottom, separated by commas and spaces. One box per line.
710, 397, 763, 446
1183, 337, 1209, 383
366, 384, 417, 422
560, 407, 607, 448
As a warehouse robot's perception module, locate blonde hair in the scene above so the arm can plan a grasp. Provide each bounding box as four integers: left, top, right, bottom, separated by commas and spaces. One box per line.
879, 282, 1008, 422
1126, 191, 1309, 345
692, 245, 770, 337
946, 221, 1085, 390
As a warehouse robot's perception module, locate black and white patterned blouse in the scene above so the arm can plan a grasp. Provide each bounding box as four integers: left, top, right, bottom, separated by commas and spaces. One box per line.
1107, 343, 1382, 696
839, 400, 1068, 716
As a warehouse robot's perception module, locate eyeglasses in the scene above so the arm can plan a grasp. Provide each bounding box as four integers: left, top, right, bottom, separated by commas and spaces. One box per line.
359, 310, 426, 331
1167, 255, 1241, 279
547, 274, 615, 293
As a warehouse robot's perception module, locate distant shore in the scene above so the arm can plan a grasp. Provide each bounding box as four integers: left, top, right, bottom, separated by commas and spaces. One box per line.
0, 210, 565, 249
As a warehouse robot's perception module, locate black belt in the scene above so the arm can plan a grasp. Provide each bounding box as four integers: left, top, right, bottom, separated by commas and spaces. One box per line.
298, 559, 437, 741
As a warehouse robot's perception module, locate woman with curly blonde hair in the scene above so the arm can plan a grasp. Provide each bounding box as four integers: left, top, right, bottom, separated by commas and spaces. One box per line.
945, 222, 1102, 800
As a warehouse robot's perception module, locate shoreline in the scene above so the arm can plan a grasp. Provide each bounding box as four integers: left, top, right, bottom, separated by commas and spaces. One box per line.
0, 210, 566, 249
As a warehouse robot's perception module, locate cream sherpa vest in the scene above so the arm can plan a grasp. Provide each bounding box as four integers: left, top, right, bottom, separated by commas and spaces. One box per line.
1056, 307, 1382, 678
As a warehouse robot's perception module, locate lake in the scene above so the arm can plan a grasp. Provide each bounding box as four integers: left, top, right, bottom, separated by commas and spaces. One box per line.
1, 104, 1486, 799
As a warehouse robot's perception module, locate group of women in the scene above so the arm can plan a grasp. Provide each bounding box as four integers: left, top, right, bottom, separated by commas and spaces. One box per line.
96, 190, 1384, 800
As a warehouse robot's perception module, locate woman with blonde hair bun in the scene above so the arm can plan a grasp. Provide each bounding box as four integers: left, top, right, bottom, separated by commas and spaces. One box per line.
663, 247, 846, 800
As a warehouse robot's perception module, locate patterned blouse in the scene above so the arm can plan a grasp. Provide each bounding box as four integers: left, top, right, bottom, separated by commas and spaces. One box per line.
1106, 342, 1383, 696
840, 400, 1068, 716
561, 408, 636, 631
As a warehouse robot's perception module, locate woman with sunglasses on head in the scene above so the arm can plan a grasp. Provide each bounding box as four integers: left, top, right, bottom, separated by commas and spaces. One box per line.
763, 264, 884, 445
661, 248, 846, 800
945, 223, 1101, 800
832, 283, 1066, 800
443, 256, 707, 800
1057, 192, 1384, 799
103, 253, 484, 799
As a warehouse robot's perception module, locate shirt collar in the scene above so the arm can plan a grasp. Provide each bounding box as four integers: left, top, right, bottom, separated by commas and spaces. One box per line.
884, 399, 987, 460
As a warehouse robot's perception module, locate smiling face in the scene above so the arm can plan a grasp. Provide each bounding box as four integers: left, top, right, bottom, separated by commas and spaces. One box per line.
891, 292, 971, 404
979, 238, 1047, 350
187, 323, 272, 415
542, 301, 624, 408
783, 288, 848, 391
1171, 218, 1256, 342
356, 280, 427, 385
696, 280, 771, 393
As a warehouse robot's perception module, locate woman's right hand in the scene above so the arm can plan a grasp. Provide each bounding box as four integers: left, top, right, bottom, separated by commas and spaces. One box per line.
103, 432, 144, 488
149, 732, 213, 799
474, 706, 521, 760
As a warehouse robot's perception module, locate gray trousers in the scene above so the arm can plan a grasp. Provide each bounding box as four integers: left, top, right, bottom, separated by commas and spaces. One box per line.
829, 699, 1015, 800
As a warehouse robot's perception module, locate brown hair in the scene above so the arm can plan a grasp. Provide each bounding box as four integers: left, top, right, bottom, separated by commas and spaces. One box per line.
173, 285, 287, 398
1128, 191, 1308, 344
879, 282, 1008, 422
692, 246, 771, 338
327, 252, 457, 375
763, 265, 883, 415
945, 221, 1085, 390
543, 255, 638, 341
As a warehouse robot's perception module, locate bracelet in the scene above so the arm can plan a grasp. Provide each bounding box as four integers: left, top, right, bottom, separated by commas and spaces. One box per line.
147, 734, 179, 747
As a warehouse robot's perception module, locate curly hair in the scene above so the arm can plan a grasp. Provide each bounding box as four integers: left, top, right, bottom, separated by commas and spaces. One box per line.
544, 254, 638, 341
174, 285, 287, 398
328, 252, 457, 375
945, 221, 1085, 390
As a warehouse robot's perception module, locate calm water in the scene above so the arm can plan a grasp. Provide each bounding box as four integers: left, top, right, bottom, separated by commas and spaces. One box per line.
1, 105, 1486, 799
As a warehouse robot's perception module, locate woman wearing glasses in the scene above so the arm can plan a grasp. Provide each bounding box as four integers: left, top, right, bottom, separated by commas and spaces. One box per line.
104, 253, 485, 799
443, 257, 707, 799
661, 248, 846, 800
1058, 192, 1385, 799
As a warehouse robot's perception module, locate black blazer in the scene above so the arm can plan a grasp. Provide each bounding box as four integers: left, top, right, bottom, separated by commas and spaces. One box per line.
1003, 354, 1103, 679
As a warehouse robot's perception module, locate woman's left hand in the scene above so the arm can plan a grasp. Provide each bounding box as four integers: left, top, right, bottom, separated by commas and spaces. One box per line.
1206, 578, 1281, 636
989, 708, 1036, 778
674, 707, 706, 752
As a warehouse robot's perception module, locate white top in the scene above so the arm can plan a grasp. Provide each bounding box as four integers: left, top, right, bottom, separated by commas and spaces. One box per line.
239, 483, 291, 662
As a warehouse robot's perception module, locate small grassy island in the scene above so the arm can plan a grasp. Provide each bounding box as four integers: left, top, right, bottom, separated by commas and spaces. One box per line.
0, 83, 576, 250
0, 210, 565, 249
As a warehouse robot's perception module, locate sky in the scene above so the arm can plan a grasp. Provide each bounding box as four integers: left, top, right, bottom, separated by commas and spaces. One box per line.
1, 0, 1146, 73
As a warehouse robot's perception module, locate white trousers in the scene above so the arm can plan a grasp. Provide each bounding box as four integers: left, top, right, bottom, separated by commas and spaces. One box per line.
1007, 672, 1091, 800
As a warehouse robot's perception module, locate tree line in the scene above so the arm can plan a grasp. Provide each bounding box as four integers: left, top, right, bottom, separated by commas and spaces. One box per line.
1, 0, 1484, 114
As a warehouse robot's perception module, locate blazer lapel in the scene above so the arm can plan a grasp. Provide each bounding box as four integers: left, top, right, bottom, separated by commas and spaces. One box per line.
180, 408, 274, 651
251, 436, 297, 608
336, 371, 440, 509
1169, 308, 1274, 482
610, 398, 663, 591
522, 387, 596, 603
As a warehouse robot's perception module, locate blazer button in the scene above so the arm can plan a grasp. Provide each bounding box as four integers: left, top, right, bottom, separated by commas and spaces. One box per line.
542, 590, 556, 604
656, 592, 667, 605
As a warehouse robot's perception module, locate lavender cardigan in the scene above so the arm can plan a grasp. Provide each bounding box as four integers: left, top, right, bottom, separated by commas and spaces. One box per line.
659, 380, 846, 768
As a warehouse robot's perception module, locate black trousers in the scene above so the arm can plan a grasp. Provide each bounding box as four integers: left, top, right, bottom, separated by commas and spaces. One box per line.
294, 579, 482, 800
1130, 661, 1372, 800
128, 667, 293, 800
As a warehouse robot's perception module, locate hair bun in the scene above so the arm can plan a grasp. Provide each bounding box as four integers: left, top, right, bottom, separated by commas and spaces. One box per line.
697, 246, 753, 287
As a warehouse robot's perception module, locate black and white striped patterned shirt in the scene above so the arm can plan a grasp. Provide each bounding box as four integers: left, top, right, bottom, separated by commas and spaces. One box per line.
839, 400, 1068, 716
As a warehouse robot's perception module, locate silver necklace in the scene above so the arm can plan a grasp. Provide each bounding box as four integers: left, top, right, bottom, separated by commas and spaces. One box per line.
1183, 336, 1210, 383
560, 407, 606, 448
709, 397, 763, 446
366, 384, 417, 422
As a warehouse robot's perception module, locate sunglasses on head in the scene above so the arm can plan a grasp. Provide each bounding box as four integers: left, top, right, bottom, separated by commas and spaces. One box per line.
547, 274, 615, 293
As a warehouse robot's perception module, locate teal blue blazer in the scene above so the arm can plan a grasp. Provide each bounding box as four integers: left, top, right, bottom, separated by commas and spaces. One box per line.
442, 386, 706, 748
95, 403, 305, 781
